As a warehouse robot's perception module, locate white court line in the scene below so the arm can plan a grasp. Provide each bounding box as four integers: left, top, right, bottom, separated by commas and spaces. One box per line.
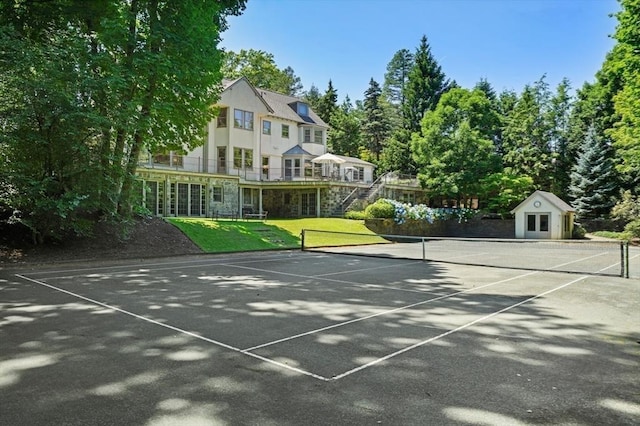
15, 273, 331, 382
27, 253, 300, 280
242, 270, 539, 351
316, 261, 417, 277
330, 274, 589, 380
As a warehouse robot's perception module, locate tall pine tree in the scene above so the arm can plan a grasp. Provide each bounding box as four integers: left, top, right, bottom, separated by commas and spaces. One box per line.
569, 125, 617, 219
403, 35, 452, 132
316, 80, 338, 124
363, 79, 391, 162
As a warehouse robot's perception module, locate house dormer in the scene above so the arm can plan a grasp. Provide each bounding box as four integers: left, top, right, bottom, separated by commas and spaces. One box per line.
290, 101, 315, 123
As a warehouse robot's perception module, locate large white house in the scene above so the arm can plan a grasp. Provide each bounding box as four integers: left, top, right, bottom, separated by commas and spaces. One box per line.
136, 77, 423, 218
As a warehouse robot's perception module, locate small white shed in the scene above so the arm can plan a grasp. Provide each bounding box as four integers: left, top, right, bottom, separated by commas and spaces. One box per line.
511, 190, 575, 239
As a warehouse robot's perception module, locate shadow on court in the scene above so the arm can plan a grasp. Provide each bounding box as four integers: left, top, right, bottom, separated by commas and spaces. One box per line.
1, 252, 638, 425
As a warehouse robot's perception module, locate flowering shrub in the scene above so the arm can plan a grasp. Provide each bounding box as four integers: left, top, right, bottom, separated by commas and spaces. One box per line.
378, 199, 477, 224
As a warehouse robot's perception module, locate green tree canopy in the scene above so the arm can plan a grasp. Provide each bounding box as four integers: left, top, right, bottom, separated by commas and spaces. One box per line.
362, 79, 391, 162
403, 35, 452, 132
327, 96, 362, 157
222, 48, 302, 95
569, 125, 618, 219
412, 88, 500, 205
0, 0, 246, 242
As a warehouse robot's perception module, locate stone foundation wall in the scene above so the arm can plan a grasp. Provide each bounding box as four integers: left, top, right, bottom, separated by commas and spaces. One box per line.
365, 217, 515, 238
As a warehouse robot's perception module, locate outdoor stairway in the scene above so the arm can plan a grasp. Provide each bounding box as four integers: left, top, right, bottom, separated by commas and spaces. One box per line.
330, 173, 387, 216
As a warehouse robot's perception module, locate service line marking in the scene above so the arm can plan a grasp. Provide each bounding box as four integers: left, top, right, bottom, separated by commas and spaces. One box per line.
15, 273, 331, 382
242, 270, 539, 351
330, 274, 589, 380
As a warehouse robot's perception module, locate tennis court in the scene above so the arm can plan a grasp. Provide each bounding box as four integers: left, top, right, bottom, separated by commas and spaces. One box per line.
1, 249, 639, 425
302, 230, 640, 278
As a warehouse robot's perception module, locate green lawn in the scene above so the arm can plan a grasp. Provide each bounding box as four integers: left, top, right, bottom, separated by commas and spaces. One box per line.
166, 217, 384, 253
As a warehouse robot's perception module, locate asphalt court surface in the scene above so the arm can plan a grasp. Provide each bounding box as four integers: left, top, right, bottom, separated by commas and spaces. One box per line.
2, 251, 639, 425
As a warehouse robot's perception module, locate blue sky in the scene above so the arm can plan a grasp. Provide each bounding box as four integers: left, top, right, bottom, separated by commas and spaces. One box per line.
221, 0, 620, 101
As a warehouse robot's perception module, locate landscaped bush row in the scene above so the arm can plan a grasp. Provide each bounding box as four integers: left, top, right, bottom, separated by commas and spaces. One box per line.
361, 199, 477, 224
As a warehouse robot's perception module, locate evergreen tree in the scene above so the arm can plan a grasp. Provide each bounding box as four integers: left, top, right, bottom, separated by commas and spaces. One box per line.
569, 125, 617, 219
303, 84, 322, 113
283, 66, 303, 96
362, 79, 391, 162
328, 96, 362, 157
381, 129, 415, 175
316, 80, 338, 124
403, 35, 452, 132
547, 78, 573, 199
501, 77, 553, 190
383, 48, 413, 125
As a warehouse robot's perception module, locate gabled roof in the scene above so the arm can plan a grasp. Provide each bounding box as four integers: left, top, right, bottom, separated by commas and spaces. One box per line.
335, 154, 375, 167
221, 77, 274, 113
511, 190, 575, 213
283, 145, 312, 155
221, 77, 328, 128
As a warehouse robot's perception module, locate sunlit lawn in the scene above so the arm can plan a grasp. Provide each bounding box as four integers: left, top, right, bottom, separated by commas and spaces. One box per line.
166, 217, 385, 252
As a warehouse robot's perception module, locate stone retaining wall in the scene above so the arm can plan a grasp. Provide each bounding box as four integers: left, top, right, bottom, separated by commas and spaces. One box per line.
365, 217, 515, 238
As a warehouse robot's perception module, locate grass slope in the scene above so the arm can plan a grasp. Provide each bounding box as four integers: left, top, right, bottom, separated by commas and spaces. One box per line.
167, 218, 381, 253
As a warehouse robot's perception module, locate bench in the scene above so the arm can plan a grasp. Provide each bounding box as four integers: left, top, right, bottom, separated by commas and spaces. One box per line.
212, 210, 238, 221
242, 207, 268, 221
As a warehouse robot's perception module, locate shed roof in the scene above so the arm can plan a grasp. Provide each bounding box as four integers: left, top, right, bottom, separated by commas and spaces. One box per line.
511, 190, 575, 214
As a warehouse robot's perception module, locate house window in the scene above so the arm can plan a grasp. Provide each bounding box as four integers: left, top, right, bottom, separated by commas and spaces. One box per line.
263, 120, 271, 135
282, 124, 289, 138
285, 158, 301, 179
314, 130, 323, 144
540, 214, 549, 232
297, 102, 309, 116
527, 214, 536, 232
153, 152, 183, 167
356, 166, 364, 181
234, 147, 242, 168
262, 156, 269, 180
301, 192, 317, 216
212, 186, 223, 203
217, 107, 228, 128
303, 129, 311, 143
233, 147, 253, 169
243, 188, 254, 205
217, 147, 226, 173
245, 149, 253, 168
141, 180, 164, 216
234, 109, 253, 130
172, 183, 206, 217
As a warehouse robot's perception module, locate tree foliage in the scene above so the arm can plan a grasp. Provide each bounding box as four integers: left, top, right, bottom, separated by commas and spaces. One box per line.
327, 96, 362, 157
609, 0, 640, 191
412, 88, 500, 205
403, 35, 452, 132
569, 125, 618, 219
362, 79, 391, 161
316, 80, 338, 124
0, 0, 246, 242
222, 48, 302, 95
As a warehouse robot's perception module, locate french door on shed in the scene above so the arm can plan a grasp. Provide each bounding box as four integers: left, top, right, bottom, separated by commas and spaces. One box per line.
525, 213, 550, 239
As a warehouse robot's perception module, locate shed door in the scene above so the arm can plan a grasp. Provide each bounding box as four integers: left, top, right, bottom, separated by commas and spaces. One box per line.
525, 213, 551, 239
